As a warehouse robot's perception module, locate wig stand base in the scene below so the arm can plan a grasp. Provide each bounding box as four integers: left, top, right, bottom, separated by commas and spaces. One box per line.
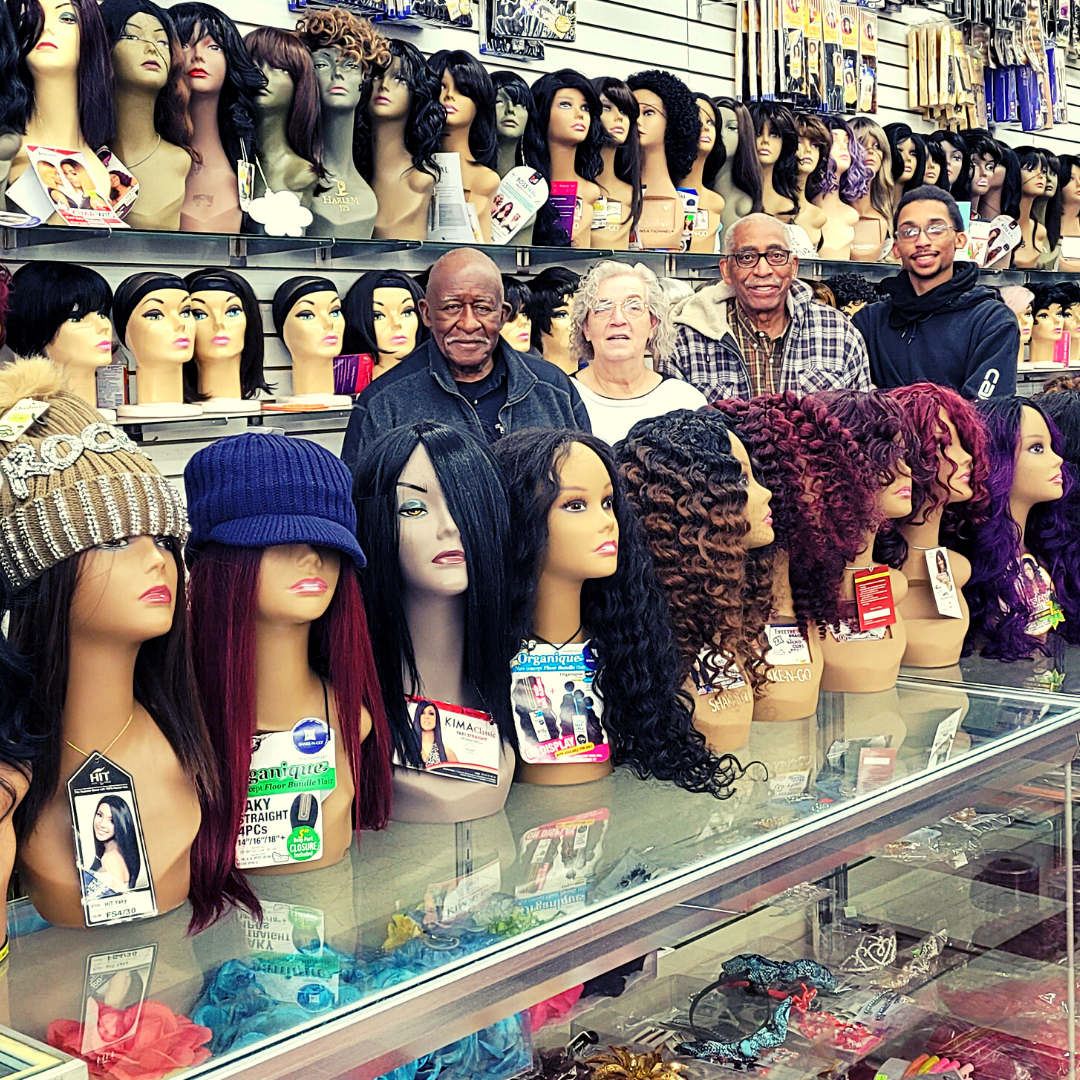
516, 760, 615, 786
199, 397, 262, 416
277, 394, 352, 409
117, 402, 204, 420
96, 407, 117, 423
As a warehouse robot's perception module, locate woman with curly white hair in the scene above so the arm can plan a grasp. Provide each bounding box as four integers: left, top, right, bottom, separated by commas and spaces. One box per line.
570, 260, 707, 444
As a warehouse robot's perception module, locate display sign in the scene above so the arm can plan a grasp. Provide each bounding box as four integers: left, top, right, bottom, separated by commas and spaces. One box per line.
396, 697, 501, 785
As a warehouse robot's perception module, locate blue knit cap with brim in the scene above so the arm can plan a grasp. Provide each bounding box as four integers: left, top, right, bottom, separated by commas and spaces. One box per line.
183, 432, 367, 569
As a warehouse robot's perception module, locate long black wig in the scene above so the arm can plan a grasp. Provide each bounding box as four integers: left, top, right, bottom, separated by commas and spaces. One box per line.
1047, 153, 1080, 250
884, 122, 925, 192
342, 268, 427, 358
749, 100, 800, 210
6, 261, 112, 358
0, 0, 26, 136
591, 75, 643, 234
693, 91, 725, 189
711, 96, 763, 211
927, 130, 972, 202
427, 48, 498, 171
351, 421, 517, 769
492, 428, 750, 799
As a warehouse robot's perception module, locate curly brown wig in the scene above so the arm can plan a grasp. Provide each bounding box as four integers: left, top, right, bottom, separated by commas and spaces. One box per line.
616, 410, 773, 696
296, 9, 390, 70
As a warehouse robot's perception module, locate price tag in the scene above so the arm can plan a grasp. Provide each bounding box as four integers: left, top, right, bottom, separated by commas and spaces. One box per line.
0, 397, 48, 441
831, 619, 888, 643
764, 623, 813, 665
924, 547, 963, 618
853, 566, 896, 631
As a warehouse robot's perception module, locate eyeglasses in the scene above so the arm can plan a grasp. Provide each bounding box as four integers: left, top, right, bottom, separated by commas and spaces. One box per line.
896, 222, 956, 241
727, 249, 793, 269
590, 298, 648, 320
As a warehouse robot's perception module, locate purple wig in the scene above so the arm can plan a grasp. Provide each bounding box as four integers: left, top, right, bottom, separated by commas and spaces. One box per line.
962, 396, 1080, 661
817, 116, 873, 203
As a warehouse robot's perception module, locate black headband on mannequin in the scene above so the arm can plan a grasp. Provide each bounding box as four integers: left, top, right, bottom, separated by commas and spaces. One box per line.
113, 272, 188, 345
272, 276, 339, 338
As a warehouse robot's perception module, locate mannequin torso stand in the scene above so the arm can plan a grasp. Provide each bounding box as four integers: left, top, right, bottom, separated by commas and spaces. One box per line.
686, 655, 752, 753
754, 551, 823, 721
312, 99, 377, 240
594, 144, 633, 250
181, 92, 241, 234
393, 590, 513, 822
638, 149, 683, 251
849, 193, 889, 262
898, 513, 970, 668
549, 140, 598, 248
793, 178, 826, 250
760, 162, 795, 221
370, 116, 434, 242
714, 162, 753, 232
1014, 191, 1048, 271
1059, 195, 1080, 271
440, 126, 498, 244
254, 111, 319, 212
680, 156, 723, 255
118, 352, 202, 420
814, 190, 858, 260
192, 351, 260, 416
283, 352, 350, 408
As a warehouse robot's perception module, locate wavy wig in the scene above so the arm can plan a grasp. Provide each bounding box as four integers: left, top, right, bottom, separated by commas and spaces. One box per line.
750, 100, 800, 210
527, 265, 579, 352
592, 76, 643, 231
502, 274, 531, 320
427, 49, 498, 171
712, 97, 762, 210
493, 428, 748, 798
245, 26, 324, 177
957, 397, 1079, 659
351, 422, 516, 768
850, 116, 894, 223
1033, 388, 1080, 590
796, 112, 831, 203
171, 2, 264, 171
927, 130, 972, 202
183, 268, 272, 402
6, 261, 112, 358
493, 69, 538, 170
616, 409, 773, 695
716, 392, 878, 633
186, 540, 391, 930
1047, 153, 1080, 250
0, 0, 26, 135
356, 37, 443, 182
342, 269, 427, 358
9, 0, 112, 148
101, 0, 194, 156
818, 115, 873, 203
626, 69, 700, 184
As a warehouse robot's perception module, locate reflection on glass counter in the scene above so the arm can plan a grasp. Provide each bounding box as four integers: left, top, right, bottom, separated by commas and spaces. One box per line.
3, 681, 1079, 1080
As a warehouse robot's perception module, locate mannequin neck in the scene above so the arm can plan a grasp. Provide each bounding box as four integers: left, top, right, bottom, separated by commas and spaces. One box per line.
290, 352, 335, 396
497, 135, 519, 177
1009, 498, 1032, 553
640, 144, 675, 196
371, 116, 413, 178
849, 527, 880, 570
761, 160, 776, 191
794, 174, 808, 198
441, 125, 475, 165
63, 634, 140, 757
256, 107, 292, 167
403, 589, 469, 705
255, 617, 322, 730
61, 364, 101, 408
113, 84, 161, 161
900, 501, 944, 552
549, 139, 581, 183
540, 335, 575, 375
533, 571, 586, 645
197, 354, 243, 398
851, 191, 877, 217
189, 91, 230, 168
978, 189, 1002, 221
322, 103, 360, 179
133, 355, 184, 403
1019, 192, 1035, 229
26, 69, 82, 148
598, 143, 619, 184
770, 549, 795, 618
683, 152, 707, 189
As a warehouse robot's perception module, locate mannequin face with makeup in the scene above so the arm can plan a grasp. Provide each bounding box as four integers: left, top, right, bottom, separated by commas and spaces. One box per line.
1063, 164, 1080, 206
728, 431, 774, 549
496, 88, 528, 142
718, 105, 739, 160
1033, 301, 1064, 343
971, 152, 995, 195
942, 139, 964, 186
312, 46, 363, 112
1018, 302, 1034, 341
697, 100, 716, 161
1063, 302, 1080, 339
125, 288, 194, 363
987, 160, 1005, 196
830, 128, 851, 174
257, 61, 295, 112
396, 444, 467, 598
633, 89, 666, 151
797, 135, 820, 177
541, 442, 619, 586
112, 11, 170, 92
47, 307, 114, 371
190, 290, 246, 362
283, 290, 343, 361
1045, 168, 1058, 198
371, 286, 419, 361
756, 120, 782, 167
1012, 406, 1064, 508
922, 156, 941, 186
936, 411, 974, 504
599, 93, 628, 145
369, 56, 410, 122
548, 87, 591, 147
859, 133, 883, 178
71, 536, 179, 646
880, 455, 914, 519
28, 0, 81, 78
440, 70, 476, 131
500, 310, 533, 352
895, 137, 916, 182
1021, 161, 1047, 197
184, 30, 226, 97
257, 544, 341, 626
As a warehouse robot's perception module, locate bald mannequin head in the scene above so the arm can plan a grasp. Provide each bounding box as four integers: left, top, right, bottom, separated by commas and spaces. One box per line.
421, 249, 510, 381
720, 213, 799, 320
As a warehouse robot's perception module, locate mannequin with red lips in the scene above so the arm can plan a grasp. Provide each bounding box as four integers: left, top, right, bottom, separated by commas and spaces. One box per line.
814, 126, 860, 261
1001, 285, 1034, 365
273, 276, 351, 408
186, 279, 262, 415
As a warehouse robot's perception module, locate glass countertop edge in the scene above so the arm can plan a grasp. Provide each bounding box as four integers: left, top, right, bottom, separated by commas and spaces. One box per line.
180, 685, 1080, 1080
899, 664, 1080, 700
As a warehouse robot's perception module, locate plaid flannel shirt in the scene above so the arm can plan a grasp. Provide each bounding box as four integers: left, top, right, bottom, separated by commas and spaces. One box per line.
658, 279, 873, 402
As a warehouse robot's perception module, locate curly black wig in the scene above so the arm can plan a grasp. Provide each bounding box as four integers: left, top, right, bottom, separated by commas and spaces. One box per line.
626, 69, 701, 185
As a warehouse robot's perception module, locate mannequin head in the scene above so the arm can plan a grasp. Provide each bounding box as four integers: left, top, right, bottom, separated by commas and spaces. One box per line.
1001, 284, 1034, 351
717, 392, 879, 631
493, 427, 747, 798
356, 38, 443, 182
692, 92, 724, 188
625, 69, 701, 183
712, 96, 763, 208
818, 116, 872, 203
1035, 386, 1080, 540
500, 276, 533, 354
351, 421, 515, 769
427, 49, 498, 171
527, 265, 579, 361
112, 271, 193, 365
921, 137, 949, 191
172, 3, 263, 171
9, 0, 113, 148
964, 397, 1077, 659
1016, 145, 1049, 199
749, 100, 800, 207
966, 129, 1000, 203
1055, 281, 1080, 345
491, 70, 535, 167
795, 112, 831, 201
884, 122, 923, 191
185, 432, 389, 930
183, 268, 270, 402
591, 76, 643, 229
342, 269, 427, 365
1030, 282, 1065, 351
244, 26, 324, 176
272, 276, 343, 363
101, 0, 193, 153
617, 409, 774, 696
6, 262, 113, 378
927, 130, 971, 201
850, 116, 894, 222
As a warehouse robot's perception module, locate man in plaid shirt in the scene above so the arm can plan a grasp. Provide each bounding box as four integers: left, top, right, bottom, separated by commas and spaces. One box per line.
657, 214, 873, 401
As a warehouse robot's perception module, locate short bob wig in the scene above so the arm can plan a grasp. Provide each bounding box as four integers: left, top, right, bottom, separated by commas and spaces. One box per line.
6, 261, 113, 359
351, 421, 517, 768
626, 69, 701, 184
100, 0, 194, 156
569, 260, 675, 367
342, 269, 428, 358
712, 97, 763, 211
244, 26, 325, 176
427, 49, 499, 171
750, 100, 800, 211
356, 38, 444, 182
591, 76, 643, 231
492, 69, 539, 170
183, 268, 273, 402
527, 265, 579, 353
9, 0, 113, 149
921, 136, 951, 192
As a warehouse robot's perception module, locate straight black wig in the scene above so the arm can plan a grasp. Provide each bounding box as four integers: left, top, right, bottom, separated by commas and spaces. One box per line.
1048, 154, 1080, 250
6, 261, 112, 358
427, 48, 498, 171
0, 0, 29, 135
884, 122, 925, 191
927, 130, 972, 202
491, 69, 538, 170
591, 76, 643, 232
351, 421, 517, 769
527, 265, 579, 352
694, 92, 725, 189
342, 269, 427, 358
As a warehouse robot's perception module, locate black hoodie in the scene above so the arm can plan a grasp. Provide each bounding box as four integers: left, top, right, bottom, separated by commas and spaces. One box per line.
852, 262, 1018, 399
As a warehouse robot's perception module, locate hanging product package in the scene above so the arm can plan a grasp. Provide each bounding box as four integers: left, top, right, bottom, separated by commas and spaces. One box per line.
823, 0, 845, 111
840, 3, 860, 111
782, 0, 807, 98
806, 0, 825, 108
858, 9, 878, 111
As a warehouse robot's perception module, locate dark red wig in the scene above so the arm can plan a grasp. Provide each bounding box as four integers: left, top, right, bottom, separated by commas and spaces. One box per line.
186, 544, 391, 931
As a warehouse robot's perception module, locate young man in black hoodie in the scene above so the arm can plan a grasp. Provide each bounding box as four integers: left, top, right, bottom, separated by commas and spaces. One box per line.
852, 185, 1018, 400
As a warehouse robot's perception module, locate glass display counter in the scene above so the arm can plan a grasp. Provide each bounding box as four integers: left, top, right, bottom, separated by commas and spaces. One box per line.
4, 678, 1079, 1080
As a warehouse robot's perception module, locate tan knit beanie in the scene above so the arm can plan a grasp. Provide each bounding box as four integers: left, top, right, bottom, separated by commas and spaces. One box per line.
0, 358, 187, 590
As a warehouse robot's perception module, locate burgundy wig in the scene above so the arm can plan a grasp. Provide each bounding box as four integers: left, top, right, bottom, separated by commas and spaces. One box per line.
715, 392, 879, 633
186, 544, 391, 931
960, 397, 1080, 661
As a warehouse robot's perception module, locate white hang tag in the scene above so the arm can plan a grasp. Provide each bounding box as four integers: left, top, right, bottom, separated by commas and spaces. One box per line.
67, 752, 158, 927
80, 945, 157, 1057
831, 619, 888, 642
764, 623, 813, 665
924, 547, 964, 618
248, 189, 313, 237
0, 397, 48, 441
